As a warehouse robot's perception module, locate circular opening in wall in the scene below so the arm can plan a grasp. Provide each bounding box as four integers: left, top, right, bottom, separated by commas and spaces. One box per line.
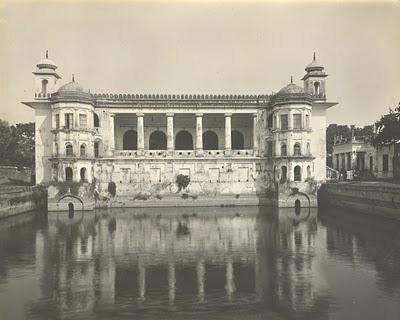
295, 199, 301, 216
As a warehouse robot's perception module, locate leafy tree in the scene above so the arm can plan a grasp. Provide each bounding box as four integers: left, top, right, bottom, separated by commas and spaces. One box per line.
372, 103, 400, 146
326, 124, 351, 156
176, 174, 190, 192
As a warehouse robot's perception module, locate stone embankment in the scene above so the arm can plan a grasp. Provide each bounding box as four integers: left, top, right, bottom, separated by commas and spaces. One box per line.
318, 182, 400, 220
0, 186, 47, 219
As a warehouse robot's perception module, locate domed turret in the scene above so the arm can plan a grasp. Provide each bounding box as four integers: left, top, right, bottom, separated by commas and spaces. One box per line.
36, 51, 58, 70
51, 75, 93, 104
33, 51, 61, 99
272, 76, 312, 106
305, 53, 324, 72
302, 52, 327, 100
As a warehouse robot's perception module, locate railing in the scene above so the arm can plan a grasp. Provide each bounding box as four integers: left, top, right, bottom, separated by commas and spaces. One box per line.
326, 166, 339, 181
113, 149, 255, 158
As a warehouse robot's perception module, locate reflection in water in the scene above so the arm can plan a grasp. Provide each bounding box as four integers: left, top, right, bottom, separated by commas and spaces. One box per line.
0, 206, 400, 319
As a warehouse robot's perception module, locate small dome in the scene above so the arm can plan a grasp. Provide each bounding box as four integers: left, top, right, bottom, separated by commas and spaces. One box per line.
57, 81, 86, 94
51, 78, 93, 104
305, 53, 324, 71
36, 51, 57, 70
277, 83, 306, 95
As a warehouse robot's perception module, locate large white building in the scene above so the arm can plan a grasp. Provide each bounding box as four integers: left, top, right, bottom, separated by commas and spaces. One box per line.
23, 52, 336, 208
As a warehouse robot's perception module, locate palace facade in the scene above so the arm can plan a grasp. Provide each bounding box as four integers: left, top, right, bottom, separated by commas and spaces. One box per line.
23, 52, 337, 208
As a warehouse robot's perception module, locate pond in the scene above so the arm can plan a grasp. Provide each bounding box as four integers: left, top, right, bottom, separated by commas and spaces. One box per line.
1, 206, 400, 320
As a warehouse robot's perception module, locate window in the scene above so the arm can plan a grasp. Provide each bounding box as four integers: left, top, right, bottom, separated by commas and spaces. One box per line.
306, 143, 311, 155
54, 143, 58, 156
94, 113, 100, 127
294, 165, 302, 182
307, 165, 311, 178
383, 154, 389, 172
294, 143, 301, 156
80, 168, 87, 181
94, 142, 100, 158
305, 115, 310, 129
281, 143, 287, 156
150, 130, 168, 150
267, 114, 273, 129
266, 141, 273, 156
79, 114, 87, 128
281, 166, 287, 183
280, 114, 288, 130
55, 114, 60, 129
65, 113, 73, 129
293, 114, 302, 129
80, 144, 86, 157
41, 79, 48, 94
65, 143, 73, 157
314, 82, 320, 95
65, 167, 73, 181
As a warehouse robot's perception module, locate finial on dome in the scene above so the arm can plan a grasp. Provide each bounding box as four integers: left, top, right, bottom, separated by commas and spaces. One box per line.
72, 74, 75, 82
290, 75, 293, 84
313, 52, 316, 61
46, 50, 48, 59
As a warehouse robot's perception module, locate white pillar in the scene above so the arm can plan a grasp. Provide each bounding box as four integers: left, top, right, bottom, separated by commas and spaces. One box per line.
137, 113, 144, 152
108, 113, 115, 157
252, 113, 258, 156
224, 113, 232, 154
166, 113, 174, 152
196, 113, 203, 155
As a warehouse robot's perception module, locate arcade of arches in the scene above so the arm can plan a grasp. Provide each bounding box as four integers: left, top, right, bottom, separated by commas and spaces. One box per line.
117, 113, 255, 152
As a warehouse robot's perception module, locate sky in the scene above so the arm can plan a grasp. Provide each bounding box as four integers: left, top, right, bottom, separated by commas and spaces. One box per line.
0, 0, 399, 126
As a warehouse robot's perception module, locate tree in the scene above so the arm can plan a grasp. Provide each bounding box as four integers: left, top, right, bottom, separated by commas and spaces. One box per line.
326, 124, 351, 156
373, 103, 400, 146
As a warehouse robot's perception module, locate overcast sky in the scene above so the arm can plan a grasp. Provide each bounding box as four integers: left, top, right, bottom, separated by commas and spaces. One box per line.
0, 0, 399, 126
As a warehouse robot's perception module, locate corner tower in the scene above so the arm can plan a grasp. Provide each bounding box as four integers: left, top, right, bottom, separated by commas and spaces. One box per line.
33, 50, 61, 99
302, 53, 327, 101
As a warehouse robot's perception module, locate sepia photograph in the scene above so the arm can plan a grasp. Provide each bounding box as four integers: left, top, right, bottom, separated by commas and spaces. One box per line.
0, 0, 399, 319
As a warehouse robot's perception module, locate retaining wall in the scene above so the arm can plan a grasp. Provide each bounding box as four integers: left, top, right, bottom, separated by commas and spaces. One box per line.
318, 182, 400, 220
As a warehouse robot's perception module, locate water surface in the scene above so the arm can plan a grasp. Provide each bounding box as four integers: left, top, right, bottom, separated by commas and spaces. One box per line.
1, 206, 400, 320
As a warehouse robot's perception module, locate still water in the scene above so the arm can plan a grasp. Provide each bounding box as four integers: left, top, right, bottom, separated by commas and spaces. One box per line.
1, 206, 400, 320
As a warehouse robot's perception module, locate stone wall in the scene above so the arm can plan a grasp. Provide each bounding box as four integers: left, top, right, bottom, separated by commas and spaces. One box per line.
0, 166, 32, 185
318, 182, 400, 220
0, 186, 47, 219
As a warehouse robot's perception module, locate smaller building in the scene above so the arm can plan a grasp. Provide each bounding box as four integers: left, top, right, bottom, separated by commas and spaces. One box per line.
332, 135, 399, 179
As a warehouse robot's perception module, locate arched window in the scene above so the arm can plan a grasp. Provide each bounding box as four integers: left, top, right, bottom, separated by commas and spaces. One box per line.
314, 82, 320, 95
307, 165, 311, 178
149, 130, 167, 150
281, 143, 287, 156
281, 166, 287, 183
54, 143, 58, 156
65, 143, 73, 157
267, 114, 273, 128
294, 165, 302, 182
203, 130, 219, 150
306, 142, 311, 155
80, 167, 87, 181
175, 131, 193, 150
231, 130, 244, 150
80, 144, 86, 157
94, 113, 100, 127
294, 143, 301, 156
41, 79, 48, 94
65, 167, 73, 181
94, 141, 100, 158
123, 130, 137, 150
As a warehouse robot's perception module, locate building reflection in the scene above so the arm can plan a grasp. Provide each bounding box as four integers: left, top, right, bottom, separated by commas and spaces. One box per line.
31, 206, 332, 318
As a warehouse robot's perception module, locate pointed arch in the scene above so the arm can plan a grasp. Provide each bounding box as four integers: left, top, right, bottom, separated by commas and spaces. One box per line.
149, 130, 167, 150
175, 131, 193, 150
203, 130, 219, 150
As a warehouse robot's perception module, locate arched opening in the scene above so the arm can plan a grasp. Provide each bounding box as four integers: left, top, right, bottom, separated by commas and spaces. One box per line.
175, 131, 193, 150
80, 144, 86, 157
267, 114, 273, 128
314, 82, 320, 95
307, 165, 311, 178
294, 143, 301, 156
281, 165, 287, 183
65, 167, 73, 182
294, 165, 302, 182
123, 130, 137, 150
203, 130, 219, 150
231, 130, 244, 150
80, 167, 87, 181
68, 202, 74, 218
94, 113, 100, 127
94, 141, 100, 158
54, 143, 58, 156
149, 130, 167, 150
295, 199, 301, 215
65, 143, 73, 157
41, 79, 48, 94
281, 143, 287, 156
306, 143, 311, 155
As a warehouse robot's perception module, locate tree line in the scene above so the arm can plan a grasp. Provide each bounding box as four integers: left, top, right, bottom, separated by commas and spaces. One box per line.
0, 119, 35, 169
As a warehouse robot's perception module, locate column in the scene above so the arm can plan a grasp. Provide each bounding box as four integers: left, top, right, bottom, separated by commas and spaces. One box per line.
224, 113, 232, 154
168, 261, 176, 305
197, 258, 205, 303
108, 113, 115, 157
166, 113, 174, 153
137, 113, 144, 152
196, 113, 203, 155
252, 113, 258, 156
